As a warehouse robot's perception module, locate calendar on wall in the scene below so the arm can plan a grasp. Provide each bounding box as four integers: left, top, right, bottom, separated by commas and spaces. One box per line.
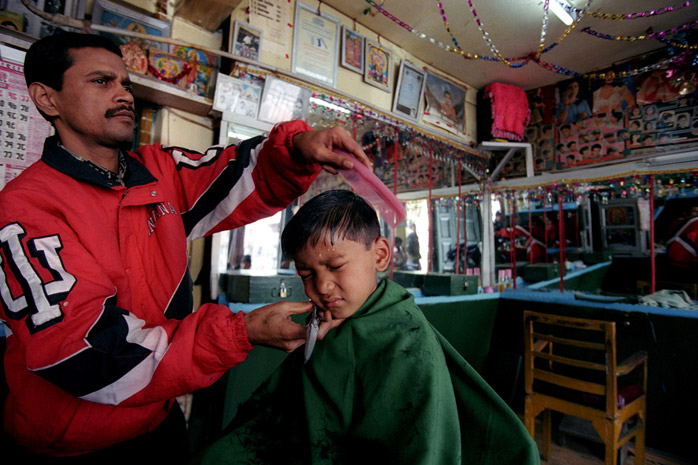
0, 56, 52, 190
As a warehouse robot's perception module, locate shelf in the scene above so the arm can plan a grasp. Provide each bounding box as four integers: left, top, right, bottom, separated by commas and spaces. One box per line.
129, 71, 213, 117
0, 29, 214, 117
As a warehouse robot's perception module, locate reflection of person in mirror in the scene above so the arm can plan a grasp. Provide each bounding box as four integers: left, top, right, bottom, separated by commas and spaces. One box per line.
666, 204, 698, 271
406, 221, 421, 270
393, 236, 408, 269
291, 97, 306, 121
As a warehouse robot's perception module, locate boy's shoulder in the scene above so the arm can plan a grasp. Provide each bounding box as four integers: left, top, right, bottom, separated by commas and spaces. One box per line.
360, 279, 427, 322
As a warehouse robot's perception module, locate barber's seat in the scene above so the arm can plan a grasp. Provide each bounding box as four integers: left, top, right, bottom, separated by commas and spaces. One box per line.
523, 311, 647, 465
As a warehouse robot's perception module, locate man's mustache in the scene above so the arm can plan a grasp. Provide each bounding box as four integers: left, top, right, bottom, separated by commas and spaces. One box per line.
105, 106, 136, 118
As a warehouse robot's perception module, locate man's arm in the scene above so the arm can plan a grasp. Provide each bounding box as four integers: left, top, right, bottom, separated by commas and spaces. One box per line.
159, 121, 369, 242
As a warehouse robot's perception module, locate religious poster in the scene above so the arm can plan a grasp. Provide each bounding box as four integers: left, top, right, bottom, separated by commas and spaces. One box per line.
0, 57, 52, 189
249, 0, 291, 58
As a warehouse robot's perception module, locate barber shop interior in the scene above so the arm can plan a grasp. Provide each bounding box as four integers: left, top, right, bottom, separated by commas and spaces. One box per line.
1, 0, 697, 464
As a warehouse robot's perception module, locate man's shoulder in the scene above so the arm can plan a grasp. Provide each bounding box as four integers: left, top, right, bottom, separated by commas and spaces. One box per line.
1, 160, 53, 195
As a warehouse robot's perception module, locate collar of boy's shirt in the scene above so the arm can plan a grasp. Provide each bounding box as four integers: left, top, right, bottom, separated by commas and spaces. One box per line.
58, 142, 127, 187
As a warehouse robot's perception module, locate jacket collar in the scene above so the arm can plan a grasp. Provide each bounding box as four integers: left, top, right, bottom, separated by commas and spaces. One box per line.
41, 135, 157, 188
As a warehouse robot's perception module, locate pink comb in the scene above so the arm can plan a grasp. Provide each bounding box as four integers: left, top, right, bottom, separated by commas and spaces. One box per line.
335, 150, 406, 228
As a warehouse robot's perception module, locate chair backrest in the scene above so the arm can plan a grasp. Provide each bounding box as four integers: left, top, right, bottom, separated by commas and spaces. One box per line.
523, 311, 620, 416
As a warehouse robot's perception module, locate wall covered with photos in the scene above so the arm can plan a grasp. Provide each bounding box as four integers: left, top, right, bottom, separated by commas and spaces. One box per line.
502, 49, 698, 178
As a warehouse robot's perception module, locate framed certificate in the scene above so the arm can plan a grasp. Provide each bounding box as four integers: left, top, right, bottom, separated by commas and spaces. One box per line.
392, 60, 426, 121
291, 1, 340, 88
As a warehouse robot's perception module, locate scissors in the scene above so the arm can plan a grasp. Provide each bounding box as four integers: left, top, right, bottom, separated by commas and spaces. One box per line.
304, 304, 321, 363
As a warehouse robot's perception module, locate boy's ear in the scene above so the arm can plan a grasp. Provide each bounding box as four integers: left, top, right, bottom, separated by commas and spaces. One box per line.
374, 236, 391, 272
28, 82, 60, 119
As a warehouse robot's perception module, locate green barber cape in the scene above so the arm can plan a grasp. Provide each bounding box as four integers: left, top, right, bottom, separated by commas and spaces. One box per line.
192, 279, 539, 465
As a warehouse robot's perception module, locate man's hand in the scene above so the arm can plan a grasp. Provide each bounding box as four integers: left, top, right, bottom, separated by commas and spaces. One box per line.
243, 301, 346, 353
245, 301, 344, 352
292, 126, 371, 174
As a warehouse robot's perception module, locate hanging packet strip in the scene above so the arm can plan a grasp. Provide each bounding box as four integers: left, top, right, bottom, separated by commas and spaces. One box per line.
335, 150, 406, 228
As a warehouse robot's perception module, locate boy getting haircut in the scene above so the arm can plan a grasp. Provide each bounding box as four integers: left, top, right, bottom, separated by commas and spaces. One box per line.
194, 190, 539, 465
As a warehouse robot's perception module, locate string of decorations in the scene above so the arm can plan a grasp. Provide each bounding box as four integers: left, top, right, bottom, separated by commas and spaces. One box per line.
465, 0, 515, 66
305, 90, 489, 177
572, 1, 691, 21
581, 19, 698, 43
364, 0, 691, 78
147, 63, 192, 84
536, 0, 551, 59
494, 172, 698, 207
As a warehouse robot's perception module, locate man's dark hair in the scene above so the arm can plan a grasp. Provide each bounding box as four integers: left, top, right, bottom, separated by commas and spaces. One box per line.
281, 190, 380, 259
24, 32, 122, 90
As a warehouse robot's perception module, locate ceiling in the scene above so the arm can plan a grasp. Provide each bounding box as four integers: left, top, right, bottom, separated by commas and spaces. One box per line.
319, 0, 698, 91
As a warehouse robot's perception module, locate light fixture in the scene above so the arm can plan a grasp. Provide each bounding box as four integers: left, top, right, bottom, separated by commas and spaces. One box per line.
550, 1, 574, 25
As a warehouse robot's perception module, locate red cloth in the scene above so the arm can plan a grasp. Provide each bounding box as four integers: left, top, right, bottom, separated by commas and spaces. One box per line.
484, 82, 531, 141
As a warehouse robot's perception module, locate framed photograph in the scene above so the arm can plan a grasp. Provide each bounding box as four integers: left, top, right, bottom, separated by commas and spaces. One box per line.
392, 60, 426, 121
292, 1, 340, 88
92, 0, 171, 52
364, 39, 392, 92
231, 20, 263, 61
212, 73, 263, 119
340, 25, 364, 74
423, 71, 466, 133
257, 76, 312, 124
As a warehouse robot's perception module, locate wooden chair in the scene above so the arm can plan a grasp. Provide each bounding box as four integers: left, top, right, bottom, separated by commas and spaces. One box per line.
523, 311, 647, 465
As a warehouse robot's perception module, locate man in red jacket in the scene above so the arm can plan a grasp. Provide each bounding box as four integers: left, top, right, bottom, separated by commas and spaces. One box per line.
0, 32, 368, 463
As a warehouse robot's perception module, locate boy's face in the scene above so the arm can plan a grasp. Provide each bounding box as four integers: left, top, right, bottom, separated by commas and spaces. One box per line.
293, 235, 391, 319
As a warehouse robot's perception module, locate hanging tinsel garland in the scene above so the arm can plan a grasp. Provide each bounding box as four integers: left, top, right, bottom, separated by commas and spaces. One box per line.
572, 1, 692, 21
306, 93, 489, 178
488, 172, 698, 209
363, 0, 692, 78
581, 19, 698, 45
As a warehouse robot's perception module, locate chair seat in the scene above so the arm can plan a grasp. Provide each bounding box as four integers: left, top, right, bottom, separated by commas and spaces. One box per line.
533, 380, 644, 410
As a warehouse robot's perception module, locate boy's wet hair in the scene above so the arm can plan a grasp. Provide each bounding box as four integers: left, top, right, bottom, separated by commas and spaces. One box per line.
281, 190, 380, 258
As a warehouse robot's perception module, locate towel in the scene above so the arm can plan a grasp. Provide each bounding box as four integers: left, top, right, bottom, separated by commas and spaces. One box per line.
484, 82, 531, 141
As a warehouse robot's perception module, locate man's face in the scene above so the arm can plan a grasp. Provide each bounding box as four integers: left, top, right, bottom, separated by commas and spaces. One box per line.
47, 47, 135, 151
293, 235, 389, 319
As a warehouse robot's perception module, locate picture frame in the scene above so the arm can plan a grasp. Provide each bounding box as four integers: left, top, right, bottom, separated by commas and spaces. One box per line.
257, 76, 312, 125
212, 73, 263, 119
340, 25, 364, 74
231, 20, 263, 62
92, 0, 171, 52
423, 71, 466, 134
364, 39, 392, 92
292, 1, 340, 88
392, 60, 426, 121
